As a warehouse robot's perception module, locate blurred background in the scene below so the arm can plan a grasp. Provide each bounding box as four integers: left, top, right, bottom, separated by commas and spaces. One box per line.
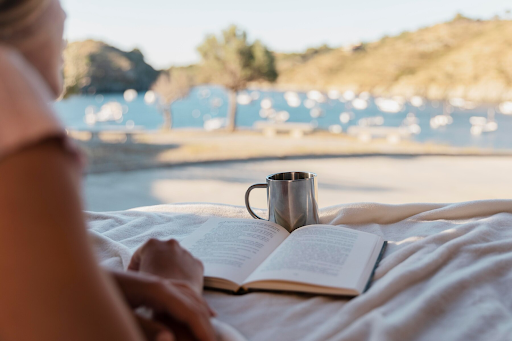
59, 0, 512, 211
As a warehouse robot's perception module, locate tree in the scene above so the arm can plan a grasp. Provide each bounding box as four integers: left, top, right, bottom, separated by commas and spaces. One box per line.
197, 25, 278, 132
151, 69, 193, 130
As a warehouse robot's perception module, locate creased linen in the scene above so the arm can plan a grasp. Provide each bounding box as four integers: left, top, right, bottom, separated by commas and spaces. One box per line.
87, 200, 512, 341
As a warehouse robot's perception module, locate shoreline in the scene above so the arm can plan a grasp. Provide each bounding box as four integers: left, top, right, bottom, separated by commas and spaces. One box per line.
71, 130, 512, 174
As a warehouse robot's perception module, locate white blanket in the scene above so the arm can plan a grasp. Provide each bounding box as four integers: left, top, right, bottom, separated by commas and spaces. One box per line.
87, 200, 512, 341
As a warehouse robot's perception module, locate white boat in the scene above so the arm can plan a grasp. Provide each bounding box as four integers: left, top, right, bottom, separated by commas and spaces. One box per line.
95, 102, 124, 122
286, 97, 301, 108
407, 124, 421, 134
430, 115, 453, 129
485, 121, 498, 132
375, 98, 403, 113
402, 113, 421, 134
449, 97, 465, 108
342, 90, 356, 101
284, 91, 301, 107
307, 90, 326, 103
327, 90, 340, 100
469, 114, 498, 135
499, 101, 512, 115
84, 109, 97, 126
274, 111, 290, 123
328, 124, 343, 134
284, 91, 298, 101
260, 98, 273, 109
410, 96, 424, 107
123, 89, 138, 103
303, 99, 316, 109
144, 91, 157, 105
471, 122, 497, 135
310, 107, 324, 118
352, 98, 368, 110
339, 111, 355, 124
204, 118, 227, 131
237, 91, 252, 105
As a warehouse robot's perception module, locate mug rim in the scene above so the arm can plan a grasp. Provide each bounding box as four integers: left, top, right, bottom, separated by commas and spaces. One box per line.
266, 171, 317, 182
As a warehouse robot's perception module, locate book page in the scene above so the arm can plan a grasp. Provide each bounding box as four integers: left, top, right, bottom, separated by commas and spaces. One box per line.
244, 225, 378, 290
180, 218, 289, 286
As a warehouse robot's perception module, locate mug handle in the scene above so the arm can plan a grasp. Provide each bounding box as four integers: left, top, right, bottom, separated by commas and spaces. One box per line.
245, 183, 268, 220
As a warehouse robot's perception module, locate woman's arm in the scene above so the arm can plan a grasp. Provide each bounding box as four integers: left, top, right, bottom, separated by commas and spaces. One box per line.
0, 139, 144, 341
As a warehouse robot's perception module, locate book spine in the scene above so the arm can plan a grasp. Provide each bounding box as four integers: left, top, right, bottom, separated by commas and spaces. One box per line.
363, 241, 388, 293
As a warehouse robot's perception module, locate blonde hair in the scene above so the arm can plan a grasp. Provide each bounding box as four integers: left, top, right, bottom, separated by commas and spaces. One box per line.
0, 0, 52, 39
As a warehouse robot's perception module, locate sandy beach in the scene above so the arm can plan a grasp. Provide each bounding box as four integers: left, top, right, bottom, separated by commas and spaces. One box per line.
73, 130, 509, 172
75, 130, 512, 211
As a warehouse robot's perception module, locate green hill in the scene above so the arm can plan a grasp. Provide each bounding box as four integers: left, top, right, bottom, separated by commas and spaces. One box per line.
275, 16, 512, 103
63, 40, 159, 95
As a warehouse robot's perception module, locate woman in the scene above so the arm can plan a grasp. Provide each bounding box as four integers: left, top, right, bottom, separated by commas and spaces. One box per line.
0, 0, 215, 340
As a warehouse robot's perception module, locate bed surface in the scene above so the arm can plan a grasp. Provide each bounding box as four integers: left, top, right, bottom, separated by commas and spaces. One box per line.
87, 200, 512, 341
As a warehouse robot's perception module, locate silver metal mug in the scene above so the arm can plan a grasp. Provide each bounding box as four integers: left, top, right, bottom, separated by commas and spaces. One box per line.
245, 171, 320, 232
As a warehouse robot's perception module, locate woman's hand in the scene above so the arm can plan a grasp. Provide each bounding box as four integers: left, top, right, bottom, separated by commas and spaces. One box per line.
109, 269, 215, 341
128, 238, 205, 294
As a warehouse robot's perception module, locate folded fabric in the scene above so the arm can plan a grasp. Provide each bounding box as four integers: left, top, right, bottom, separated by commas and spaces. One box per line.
87, 200, 512, 341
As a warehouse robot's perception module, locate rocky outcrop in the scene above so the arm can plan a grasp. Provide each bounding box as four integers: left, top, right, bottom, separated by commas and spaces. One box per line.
63, 40, 159, 95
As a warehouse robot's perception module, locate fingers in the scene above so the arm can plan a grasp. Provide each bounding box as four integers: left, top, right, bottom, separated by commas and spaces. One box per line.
167, 282, 215, 341
128, 244, 143, 271
126, 239, 215, 340
135, 314, 175, 341
128, 238, 180, 272
155, 281, 216, 341
129, 238, 205, 293
172, 281, 216, 317
129, 238, 170, 271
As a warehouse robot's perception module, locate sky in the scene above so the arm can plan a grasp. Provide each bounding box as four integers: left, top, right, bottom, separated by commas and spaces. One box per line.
61, 0, 511, 69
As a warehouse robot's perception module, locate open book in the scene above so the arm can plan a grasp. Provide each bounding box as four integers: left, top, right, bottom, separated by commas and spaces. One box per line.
181, 218, 387, 296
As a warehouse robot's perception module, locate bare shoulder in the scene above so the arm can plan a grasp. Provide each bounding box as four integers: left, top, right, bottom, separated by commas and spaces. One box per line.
0, 44, 55, 115
0, 44, 54, 103
0, 44, 31, 80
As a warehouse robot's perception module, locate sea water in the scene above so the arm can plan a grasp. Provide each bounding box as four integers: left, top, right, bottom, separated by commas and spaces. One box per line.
53, 86, 512, 150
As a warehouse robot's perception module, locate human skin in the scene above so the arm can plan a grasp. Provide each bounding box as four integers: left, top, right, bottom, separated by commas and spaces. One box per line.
127, 239, 216, 341
129, 238, 206, 295
0, 137, 143, 340
0, 0, 215, 340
